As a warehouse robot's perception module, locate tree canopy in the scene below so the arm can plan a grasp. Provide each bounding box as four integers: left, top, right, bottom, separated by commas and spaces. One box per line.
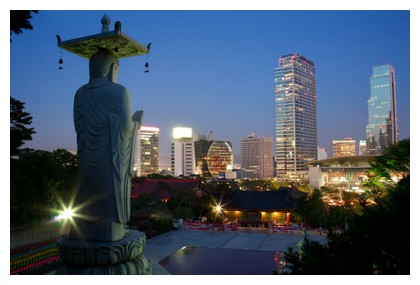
293, 188, 326, 227
284, 140, 410, 274
10, 97, 36, 157
367, 138, 409, 186
10, 10, 38, 41
10, 149, 78, 225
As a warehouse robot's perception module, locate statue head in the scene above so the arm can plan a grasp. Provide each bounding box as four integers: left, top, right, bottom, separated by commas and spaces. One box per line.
89, 48, 119, 82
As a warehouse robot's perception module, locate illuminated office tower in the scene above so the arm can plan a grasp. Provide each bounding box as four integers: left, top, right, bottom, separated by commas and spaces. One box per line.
332, 138, 356, 157
274, 54, 317, 182
171, 127, 195, 177
365, 64, 398, 155
136, 126, 159, 177
241, 134, 273, 179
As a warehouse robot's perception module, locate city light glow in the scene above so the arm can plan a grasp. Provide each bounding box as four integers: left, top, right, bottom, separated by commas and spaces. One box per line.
140, 126, 160, 132
173, 127, 192, 139
62, 209, 74, 219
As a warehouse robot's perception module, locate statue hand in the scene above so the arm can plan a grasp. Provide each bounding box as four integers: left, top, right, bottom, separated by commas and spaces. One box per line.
132, 110, 143, 124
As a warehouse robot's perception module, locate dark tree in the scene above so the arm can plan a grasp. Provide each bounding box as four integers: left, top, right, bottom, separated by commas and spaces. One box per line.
10, 11, 38, 154
285, 176, 409, 274
147, 173, 174, 179
365, 139, 409, 188
10, 97, 35, 157
284, 140, 410, 274
10, 10, 38, 41
130, 193, 173, 239
294, 188, 327, 227
11, 150, 58, 224
167, 186, 196, 219
239, 179, 277, 191
50, 149, 78, 204
193, 194, 212, 220
10, 149, 77, 225
206, 180, 235, 201
133, 193, 166, 210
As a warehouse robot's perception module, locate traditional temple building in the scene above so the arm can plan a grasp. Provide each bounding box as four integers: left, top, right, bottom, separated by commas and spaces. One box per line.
132, 179, 306, 228
220, 188, 306, 227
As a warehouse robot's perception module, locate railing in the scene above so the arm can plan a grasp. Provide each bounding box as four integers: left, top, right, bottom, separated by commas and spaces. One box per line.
272, 224, 299, 233
182, 221, 238, 231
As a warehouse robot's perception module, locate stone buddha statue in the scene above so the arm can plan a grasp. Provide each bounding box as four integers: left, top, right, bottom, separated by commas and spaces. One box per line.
69, 48, 143, 242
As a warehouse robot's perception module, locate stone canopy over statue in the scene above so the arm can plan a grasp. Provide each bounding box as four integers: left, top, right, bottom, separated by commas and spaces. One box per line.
56, 15, 152, 274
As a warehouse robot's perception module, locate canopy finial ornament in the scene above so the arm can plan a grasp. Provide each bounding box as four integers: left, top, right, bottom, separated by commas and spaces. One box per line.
101, 14, 111, 33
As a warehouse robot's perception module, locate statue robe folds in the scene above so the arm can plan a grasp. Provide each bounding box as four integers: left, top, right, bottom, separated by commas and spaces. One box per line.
69, 80, 139, 242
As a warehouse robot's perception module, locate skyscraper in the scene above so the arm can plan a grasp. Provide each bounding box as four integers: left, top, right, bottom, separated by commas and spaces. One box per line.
365, 64, 398, 155
332, 138, 356, 157
241, 134, 273, 179
274, 54, 317, 182
171, 127, 195, 177
136, 126, 159, 177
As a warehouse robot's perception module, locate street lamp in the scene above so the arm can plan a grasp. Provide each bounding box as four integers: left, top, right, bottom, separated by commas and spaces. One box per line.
215, 204, 222, 214
54, 207, 74, 222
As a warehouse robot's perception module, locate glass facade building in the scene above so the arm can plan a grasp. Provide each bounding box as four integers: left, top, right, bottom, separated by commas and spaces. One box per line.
274, 54, 317, 182
194, 139, 233, 178
365, 64, 398, 155
194, 139, 213, 177
207, 141, 233, 177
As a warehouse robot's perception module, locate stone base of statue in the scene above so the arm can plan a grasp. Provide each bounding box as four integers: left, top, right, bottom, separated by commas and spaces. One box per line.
55, 230, 151, 275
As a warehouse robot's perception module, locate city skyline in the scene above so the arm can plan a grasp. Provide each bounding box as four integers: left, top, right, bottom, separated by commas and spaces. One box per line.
9, 10, 410, 169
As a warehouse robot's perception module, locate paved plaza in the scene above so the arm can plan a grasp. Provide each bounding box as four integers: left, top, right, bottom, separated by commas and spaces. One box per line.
143, 228, 328, 274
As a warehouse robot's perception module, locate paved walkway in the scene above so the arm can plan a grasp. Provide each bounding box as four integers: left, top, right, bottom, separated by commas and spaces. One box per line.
143, 228, 328, 274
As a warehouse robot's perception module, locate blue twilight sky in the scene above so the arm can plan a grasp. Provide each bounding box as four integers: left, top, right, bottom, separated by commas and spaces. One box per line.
9, 9, 411, 168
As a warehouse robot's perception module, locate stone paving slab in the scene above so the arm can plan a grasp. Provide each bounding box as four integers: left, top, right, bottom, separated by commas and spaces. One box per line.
143, 228, 328, 275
